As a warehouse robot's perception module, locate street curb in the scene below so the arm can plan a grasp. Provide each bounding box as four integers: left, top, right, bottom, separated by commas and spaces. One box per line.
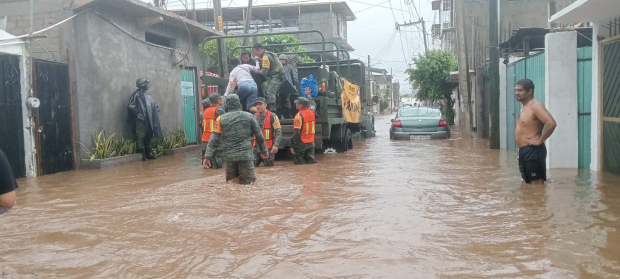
80, 154, 142, 169
163, 144, 201, 155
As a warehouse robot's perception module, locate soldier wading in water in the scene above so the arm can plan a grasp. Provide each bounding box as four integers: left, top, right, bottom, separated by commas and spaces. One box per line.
204, 95, 269, 184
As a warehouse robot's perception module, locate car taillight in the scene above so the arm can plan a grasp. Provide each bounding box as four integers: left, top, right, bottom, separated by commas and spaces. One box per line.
393, 119, 402, 128
439, 119, 448, 127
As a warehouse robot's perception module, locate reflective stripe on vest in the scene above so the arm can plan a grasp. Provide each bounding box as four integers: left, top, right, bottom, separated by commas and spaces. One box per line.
253, 110, 274, 149
202, 107, 218, 142
299, 109, 315, 144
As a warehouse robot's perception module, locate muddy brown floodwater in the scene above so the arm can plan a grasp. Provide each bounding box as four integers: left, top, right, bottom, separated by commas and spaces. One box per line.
2, 114, 620, 279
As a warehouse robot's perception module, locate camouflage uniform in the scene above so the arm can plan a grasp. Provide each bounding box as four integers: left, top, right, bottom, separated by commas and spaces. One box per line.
133, 119, 151, 150
253, 97, 282, 167
258, 51, 284, 113
290, 97, 317, 165
205, 95, 268, 185
201, 94, 225, 169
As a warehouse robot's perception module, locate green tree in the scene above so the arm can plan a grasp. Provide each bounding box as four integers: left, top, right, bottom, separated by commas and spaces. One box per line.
200, 38, 242, 69
405, 49, 457, 108
259, 33, 315, 63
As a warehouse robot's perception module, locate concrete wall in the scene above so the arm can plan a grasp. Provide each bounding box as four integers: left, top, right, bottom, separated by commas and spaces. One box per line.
0, 0, 72, 61
72, 6, 201, 156
589, 22, 604, 171
545, 31, 578, 169
500, 0, 550, 42
296, 11, 338, 52
499, 60, 507, 149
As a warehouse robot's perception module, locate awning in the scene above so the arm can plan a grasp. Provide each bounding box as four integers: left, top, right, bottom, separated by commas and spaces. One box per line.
550, 0, 620, 24
500, 27, 593, 53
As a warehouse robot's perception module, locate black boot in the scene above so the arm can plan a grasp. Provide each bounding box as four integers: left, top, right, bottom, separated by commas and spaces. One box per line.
137, 148, 147, 161
145, 147, 158, 160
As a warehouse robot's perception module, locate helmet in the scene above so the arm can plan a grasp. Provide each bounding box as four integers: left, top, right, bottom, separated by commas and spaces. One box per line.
136, 78, 150, 88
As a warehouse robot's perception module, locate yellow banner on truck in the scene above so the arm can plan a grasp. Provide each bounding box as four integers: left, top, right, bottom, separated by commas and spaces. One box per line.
341, 78, 361, 123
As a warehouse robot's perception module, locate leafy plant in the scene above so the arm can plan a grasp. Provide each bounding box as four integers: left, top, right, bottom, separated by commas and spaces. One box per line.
201, 38, 242, 69
78, 130, 118, 161
380, 97, 389, 113
151, 138, 165, 157
443, 106, 456, 126
259, 33, 316, 63
162, 130, 187, 150
78, 130, 139, 160
115, 138, 136, 157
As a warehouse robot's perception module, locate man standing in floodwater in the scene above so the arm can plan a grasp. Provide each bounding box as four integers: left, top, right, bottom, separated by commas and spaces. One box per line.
514, 78, 557, 184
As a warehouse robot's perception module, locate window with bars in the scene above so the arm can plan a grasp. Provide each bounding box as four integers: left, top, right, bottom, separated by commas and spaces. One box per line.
443, 0, 452, 11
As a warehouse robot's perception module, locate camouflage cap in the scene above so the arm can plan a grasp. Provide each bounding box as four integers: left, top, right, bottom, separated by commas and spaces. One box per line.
208, 93, 224, 103
278, 54, 288, 61
201, 98, 210, 105
295, 97, 310, 106
225, 94, 241, 111
255, 97, 267, 104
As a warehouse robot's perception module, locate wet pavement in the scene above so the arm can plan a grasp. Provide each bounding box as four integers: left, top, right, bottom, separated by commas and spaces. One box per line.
2, 114, 620, 278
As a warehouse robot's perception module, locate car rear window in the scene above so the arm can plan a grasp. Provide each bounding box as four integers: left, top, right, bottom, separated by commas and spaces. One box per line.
398, 107, 441, 117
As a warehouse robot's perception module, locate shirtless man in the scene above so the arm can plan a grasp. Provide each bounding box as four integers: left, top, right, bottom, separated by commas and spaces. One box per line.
514, 79, 557, 184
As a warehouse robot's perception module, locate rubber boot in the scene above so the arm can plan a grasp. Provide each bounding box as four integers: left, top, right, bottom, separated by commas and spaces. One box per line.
145, 147, 158, 160
137, 148, 147, 161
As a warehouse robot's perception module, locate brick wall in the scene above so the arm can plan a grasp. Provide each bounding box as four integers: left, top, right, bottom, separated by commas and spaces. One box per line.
1, 0, 73, 61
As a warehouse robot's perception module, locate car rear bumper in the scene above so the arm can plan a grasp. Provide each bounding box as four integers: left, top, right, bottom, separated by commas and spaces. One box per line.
391, 130, 450, 140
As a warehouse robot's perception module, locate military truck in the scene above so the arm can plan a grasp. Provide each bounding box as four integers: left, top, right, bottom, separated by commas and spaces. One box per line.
200, 30, 376, 153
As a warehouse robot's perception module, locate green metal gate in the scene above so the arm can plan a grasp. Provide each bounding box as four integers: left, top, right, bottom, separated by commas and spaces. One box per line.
180, 68, 197, 143
602, 39, 620, 176
577, 47, 592, 169
506, 52, 546, 151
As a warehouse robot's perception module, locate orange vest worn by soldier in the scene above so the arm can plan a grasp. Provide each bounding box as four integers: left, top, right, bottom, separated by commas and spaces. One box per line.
295, 109, 315, 143
202, 106, 218, 142
253, 110, 276, 149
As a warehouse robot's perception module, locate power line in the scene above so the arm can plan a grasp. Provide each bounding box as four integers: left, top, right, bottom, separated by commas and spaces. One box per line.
348, 0, 408, 12
354, 0, 390, 13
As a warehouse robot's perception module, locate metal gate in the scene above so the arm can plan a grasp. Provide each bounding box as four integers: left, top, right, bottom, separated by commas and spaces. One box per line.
577, 47, 592, 169
505, 53, 546, 151
0, 55, 26, 178
34, 60, 74, 176
180, 68, 197, 143
601, 38, 620, 176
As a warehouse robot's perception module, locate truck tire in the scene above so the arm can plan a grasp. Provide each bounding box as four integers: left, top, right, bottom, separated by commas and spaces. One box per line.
338, 128, 351, 152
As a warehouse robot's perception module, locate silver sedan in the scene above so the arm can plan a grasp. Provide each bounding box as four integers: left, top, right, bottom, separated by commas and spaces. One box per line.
389, 107, 450, 140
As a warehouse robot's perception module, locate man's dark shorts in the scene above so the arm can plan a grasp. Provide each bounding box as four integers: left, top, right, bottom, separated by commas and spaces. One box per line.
518, 143, 547, 183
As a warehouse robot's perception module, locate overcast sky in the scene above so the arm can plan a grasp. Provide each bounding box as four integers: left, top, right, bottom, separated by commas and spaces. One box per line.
149, 0, 434, 95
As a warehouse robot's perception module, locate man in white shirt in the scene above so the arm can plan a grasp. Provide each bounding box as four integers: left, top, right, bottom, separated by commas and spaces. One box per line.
225, 58, 260, 113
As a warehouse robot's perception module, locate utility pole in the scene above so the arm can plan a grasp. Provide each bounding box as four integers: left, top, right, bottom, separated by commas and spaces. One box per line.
454, 0, 472, 138
191, 0, 196, 20
489, 0, 500, 148
391, 68, 394, 114
213, 0, 228, 78
395, 18, 428, 53
242, 0, 253, 46
368, 55, 371, 106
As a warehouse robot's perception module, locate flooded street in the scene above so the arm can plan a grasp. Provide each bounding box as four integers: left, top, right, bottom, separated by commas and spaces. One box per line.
2, 114, 620, 278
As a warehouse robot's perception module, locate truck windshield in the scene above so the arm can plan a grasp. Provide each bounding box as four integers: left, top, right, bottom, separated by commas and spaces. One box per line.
399, 107, 441, 117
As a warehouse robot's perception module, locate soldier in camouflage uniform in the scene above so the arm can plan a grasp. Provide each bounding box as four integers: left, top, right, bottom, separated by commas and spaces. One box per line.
201, 93, 225, 169
204, 95, 269, 184
253, 43, 284, 115
127, 78, 163, 161
253, 97, 282, 167
290, 97, 317, 165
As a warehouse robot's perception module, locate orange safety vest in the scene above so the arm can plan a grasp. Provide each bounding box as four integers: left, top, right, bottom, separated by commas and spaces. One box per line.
299, 109, 316, 144
202, 107, 218, 142
253, 110, 275, 149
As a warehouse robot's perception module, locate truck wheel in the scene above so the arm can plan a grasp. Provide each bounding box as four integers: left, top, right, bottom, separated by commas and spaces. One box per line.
340, 129, 351, 152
